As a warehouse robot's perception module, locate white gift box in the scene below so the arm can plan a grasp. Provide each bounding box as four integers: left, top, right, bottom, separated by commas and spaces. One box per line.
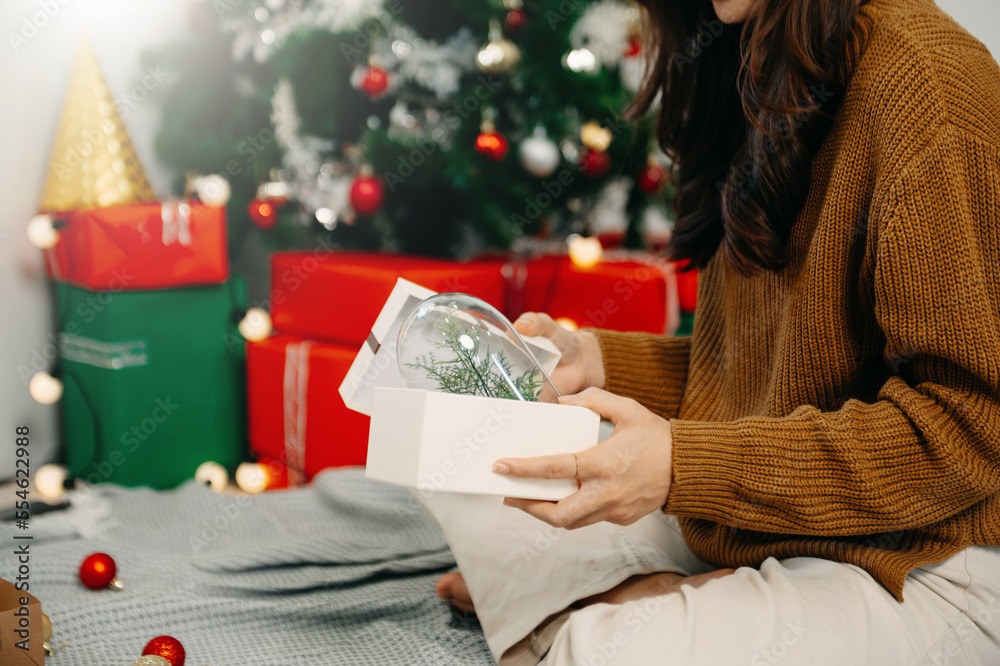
338, 278, 602, 500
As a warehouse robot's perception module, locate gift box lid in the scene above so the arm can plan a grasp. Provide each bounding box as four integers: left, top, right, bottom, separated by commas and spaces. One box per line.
339, 278, 560, 417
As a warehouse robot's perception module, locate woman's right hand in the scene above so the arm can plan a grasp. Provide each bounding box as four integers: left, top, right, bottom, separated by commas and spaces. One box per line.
513, 312, 605, 398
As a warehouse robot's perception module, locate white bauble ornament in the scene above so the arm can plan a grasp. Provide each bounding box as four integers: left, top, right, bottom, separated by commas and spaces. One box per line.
519, 127, 561, 178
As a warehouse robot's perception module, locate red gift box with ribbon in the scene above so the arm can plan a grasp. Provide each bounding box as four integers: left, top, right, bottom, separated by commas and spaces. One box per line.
247, 334, 370, 480
44, 201, 228, 290
270, 252, 507, 347
506, 255, 677, 334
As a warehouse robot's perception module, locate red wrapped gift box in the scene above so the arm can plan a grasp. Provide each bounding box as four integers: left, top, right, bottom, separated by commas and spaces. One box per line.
508, 255, 673, 334
44, 201, 228, 290
270, 252, 506, 346
247, 334, 370, 480
674, 260, 699, 313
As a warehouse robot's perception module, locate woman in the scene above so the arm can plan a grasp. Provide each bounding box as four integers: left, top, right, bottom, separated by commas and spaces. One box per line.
429, 0, 1000, 663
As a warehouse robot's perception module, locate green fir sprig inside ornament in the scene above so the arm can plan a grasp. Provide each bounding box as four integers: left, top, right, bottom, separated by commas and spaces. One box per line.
404, 309, 542, 401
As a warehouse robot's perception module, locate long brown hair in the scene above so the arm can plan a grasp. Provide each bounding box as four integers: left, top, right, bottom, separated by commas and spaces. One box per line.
630, 0, 869, 276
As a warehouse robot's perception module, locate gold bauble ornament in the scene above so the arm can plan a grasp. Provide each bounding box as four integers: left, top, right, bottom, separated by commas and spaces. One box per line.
580, 121, 613, 152
40, 38, 155, 212
476, 19, 521, 74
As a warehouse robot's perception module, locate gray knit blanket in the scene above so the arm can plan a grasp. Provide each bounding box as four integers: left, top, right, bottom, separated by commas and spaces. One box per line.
0, 468, 494, 665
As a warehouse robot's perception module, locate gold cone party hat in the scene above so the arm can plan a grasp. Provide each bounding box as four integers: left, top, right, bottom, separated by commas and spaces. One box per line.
39, 38, 156, 211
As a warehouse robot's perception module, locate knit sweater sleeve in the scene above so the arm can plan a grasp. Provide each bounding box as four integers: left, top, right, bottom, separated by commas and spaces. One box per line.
587, 330, 691, 421
664, 125, 1000, 536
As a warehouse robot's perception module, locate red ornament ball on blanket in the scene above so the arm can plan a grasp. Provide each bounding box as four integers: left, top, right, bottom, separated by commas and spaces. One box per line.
79, 552, 117, 590
143, 635, 186, 666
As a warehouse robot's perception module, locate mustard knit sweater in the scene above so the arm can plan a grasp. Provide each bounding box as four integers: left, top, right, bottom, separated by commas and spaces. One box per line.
593, 0, 1000, 602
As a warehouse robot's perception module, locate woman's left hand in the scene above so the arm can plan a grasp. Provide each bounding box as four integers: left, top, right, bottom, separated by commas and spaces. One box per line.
494, 388, 674, 530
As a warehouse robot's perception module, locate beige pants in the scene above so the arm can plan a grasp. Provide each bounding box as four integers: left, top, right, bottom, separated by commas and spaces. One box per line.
415, 491, 1000, 666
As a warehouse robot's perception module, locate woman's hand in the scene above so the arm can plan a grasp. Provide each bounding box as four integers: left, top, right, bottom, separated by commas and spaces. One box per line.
494, 388, 673, 529
513, 312, 605, 397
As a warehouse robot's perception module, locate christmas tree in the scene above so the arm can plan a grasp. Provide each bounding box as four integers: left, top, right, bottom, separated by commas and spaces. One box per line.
153, 0, 675, 259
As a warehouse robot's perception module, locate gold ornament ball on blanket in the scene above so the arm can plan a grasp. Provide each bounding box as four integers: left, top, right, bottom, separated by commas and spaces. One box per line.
132, 656, 171, 666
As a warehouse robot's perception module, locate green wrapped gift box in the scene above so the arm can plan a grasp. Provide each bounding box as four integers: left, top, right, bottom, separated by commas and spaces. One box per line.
56, 281, 247, 489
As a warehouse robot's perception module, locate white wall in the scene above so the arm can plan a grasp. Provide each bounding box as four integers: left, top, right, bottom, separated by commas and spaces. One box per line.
936, 0, 1000, 59
0, 0, 997, 480
0, 0, 185, 478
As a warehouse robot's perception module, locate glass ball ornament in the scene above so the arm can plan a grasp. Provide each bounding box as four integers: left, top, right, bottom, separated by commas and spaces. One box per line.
475, 130, 509, 161
142, 635, 186, 666
477, 20, 521, 74
79, 552, 122, 590
396, 294, 560, 402
519, 127, 560, 178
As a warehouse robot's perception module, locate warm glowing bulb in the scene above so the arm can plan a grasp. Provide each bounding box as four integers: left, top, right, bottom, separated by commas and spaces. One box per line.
565, 48, 597, 73
193, 175, 232, 207
29, 372, 63, 405
567, 234, 603, 269
194, 461, 229, 492
238, 307, 272, 342
235, 462, 268, 494
27, 214, 60, 249
555, 317, 579, 331
35, 464, 68, 499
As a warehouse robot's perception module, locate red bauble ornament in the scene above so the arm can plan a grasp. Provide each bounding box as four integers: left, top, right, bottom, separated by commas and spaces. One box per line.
624, 34, 642, 58
504, 9, 527, 33
349, 176, 385, 215
475, 131, 509, 161
578, 148, 611, 177
638, 163, 669, 194
360, 66, 389, 97
248, 199, 278, 229
79, 552, 117, 590
142, 635, 186, 666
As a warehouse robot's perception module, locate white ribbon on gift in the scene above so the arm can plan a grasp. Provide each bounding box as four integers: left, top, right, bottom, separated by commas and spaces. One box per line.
160, 200, 193, 246
282, 340, 313, 486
